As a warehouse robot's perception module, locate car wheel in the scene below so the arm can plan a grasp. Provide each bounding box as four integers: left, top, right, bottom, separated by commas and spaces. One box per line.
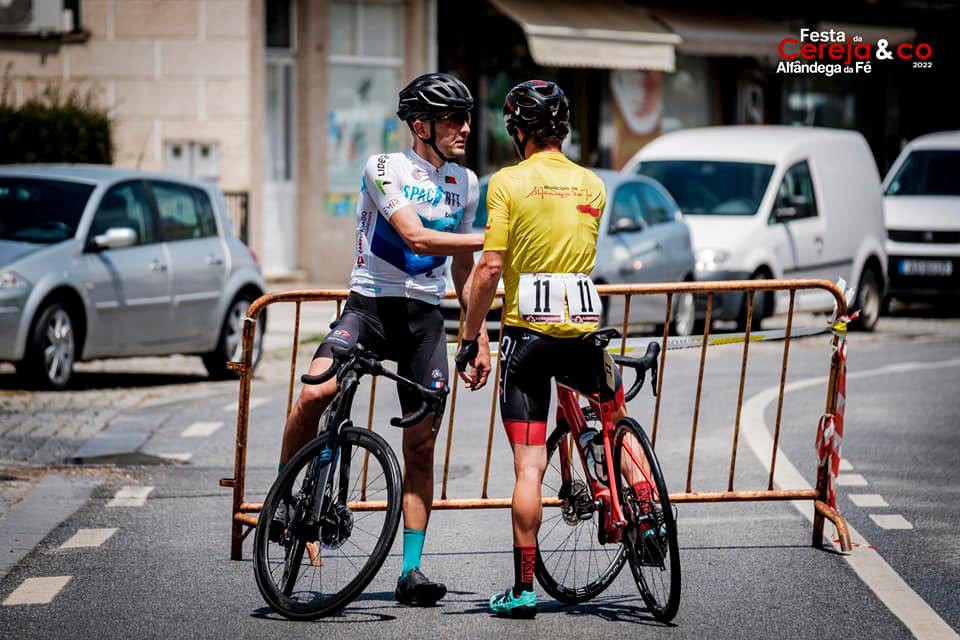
736, 273, 768, 333
203, 295, 264, 379
850, 266, 881, 332
18, 301, 77, 389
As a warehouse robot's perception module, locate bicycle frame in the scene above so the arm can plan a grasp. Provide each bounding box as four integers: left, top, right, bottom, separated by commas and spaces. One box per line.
554, 382, 655, 544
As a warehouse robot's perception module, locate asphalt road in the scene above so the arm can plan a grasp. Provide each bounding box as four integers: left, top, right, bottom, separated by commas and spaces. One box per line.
0, 311, 958, 639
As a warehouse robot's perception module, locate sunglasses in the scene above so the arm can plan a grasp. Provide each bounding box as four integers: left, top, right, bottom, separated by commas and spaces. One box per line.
437, 111, 472, 126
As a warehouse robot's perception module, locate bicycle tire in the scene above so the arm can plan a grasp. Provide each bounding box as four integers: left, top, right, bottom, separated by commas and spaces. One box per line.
535, 423, 627, 604
613, 417, 681, 622
253, 426, 403, 619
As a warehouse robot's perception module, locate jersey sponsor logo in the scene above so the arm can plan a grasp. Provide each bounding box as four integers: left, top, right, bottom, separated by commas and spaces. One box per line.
431, 367, 443, 379
376, 154, 388, 177
445, 191, 461, 208
376, 179, 391, 194
445, 175, 457, 184
576, 204, 602, 217
411, 166, 428, 181
385, 198, 402, 211
403, 184, 445, 206
525, 185, 594, 200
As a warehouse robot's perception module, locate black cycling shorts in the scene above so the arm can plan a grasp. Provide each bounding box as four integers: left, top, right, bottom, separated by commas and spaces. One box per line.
314, 292, 448, 414
498, 325, 624, 446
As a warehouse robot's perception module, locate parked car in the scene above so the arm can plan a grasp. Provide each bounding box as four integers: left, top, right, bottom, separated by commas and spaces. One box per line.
0, 165, 266, 389
441, 170, 697, 335
881, 130, 960, 308
624, 126, 887, 331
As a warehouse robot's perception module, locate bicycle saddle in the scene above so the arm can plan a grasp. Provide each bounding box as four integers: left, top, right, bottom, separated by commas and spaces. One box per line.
581, 328, 621, 348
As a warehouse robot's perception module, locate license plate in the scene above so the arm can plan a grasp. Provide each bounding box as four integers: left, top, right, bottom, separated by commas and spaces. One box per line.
898, 259, 953, 276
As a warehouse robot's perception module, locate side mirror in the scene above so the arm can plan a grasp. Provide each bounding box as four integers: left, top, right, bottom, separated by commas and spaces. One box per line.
91, 227, 137, 251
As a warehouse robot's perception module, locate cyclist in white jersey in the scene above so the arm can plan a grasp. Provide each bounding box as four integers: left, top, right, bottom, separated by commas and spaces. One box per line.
278, 73, 489, 605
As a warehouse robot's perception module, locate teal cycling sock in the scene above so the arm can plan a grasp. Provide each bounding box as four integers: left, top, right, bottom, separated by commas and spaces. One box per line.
277, 461, 285, 476
401, 528, 426, 577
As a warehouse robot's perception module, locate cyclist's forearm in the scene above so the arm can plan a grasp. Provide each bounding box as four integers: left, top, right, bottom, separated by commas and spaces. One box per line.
407, 230, 483, 255
464, 264, 500, 339
450, 255, 475, 309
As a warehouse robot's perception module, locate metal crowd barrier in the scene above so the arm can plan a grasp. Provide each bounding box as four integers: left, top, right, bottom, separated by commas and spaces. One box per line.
220, 279, 853, 560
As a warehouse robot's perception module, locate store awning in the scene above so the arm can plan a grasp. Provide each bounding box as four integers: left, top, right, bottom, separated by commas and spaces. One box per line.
654, 10, 791, 59
490, 0, 681, 72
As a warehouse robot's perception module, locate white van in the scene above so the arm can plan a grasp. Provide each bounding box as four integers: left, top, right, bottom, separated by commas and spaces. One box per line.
881, 130, 960, 307
623, 126, 887, 331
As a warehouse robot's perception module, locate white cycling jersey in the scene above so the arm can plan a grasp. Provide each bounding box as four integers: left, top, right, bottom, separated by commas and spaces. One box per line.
349, 148, 479, 304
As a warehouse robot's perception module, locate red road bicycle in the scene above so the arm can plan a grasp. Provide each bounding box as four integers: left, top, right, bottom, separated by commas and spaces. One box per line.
535, 328, 681, 622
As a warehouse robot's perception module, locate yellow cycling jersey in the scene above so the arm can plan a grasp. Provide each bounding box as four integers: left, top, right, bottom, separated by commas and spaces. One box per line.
484, 150, 606, 338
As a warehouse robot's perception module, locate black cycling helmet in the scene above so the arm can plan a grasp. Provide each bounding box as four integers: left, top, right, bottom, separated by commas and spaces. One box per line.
503, 80, 570, 159
397, 72, 473, 162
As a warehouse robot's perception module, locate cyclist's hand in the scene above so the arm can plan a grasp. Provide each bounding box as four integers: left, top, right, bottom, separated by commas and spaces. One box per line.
469, 340, 492, 390
455, 335, 479, 374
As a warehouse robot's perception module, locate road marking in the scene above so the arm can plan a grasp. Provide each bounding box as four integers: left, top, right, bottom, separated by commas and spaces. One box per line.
837, 473, 869, 486
3, 576, 72, 606
181, 421, 223, 438
850, 494, 889, 508
158, 452, 191, 462
107, 486, 154, 508
871, 515, 914, 530
222, 396, 267, 412
59, 528, 118, 549
839, 458, 853, 471
743, 356, 960, 640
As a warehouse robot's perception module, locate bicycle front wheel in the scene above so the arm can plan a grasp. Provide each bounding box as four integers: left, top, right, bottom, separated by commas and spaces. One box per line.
253, 426, 403, 619
535, 423, 627, 604
613, 417, 681, 622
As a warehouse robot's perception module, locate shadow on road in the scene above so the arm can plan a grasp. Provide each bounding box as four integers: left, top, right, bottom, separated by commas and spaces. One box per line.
0, 370, 217, 391
885, 300, 960, 319
444, 593, 668, 626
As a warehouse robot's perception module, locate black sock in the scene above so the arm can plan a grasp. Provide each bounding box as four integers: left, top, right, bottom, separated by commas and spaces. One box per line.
513, 546, 536, 596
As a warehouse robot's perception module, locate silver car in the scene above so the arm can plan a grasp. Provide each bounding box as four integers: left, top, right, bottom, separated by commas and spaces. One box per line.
441, 170, 696, 335
0, 165, 266, 388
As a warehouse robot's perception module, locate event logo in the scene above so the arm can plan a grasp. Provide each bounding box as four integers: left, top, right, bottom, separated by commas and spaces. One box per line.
777, 28, 934, 76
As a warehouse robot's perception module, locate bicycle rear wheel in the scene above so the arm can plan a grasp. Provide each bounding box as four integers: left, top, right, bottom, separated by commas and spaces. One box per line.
253, 426, 402, 619
613, 417, 681, 622
535, 422, 627, 604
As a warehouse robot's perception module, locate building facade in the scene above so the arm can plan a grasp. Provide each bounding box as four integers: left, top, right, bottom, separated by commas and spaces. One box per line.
1, 0, 434, 285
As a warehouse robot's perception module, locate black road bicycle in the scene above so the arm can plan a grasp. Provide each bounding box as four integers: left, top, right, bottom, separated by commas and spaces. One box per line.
252, 344, 447, 620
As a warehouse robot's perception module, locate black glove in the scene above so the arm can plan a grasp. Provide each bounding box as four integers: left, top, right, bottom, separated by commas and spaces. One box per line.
455, 336, 480, 372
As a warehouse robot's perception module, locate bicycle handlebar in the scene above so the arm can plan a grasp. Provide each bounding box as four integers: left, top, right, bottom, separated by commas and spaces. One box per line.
300, 344, 448, 429
613, 342, 660, 402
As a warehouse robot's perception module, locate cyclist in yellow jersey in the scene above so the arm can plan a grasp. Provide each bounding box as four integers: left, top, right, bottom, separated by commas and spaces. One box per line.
456, 80, 640, 618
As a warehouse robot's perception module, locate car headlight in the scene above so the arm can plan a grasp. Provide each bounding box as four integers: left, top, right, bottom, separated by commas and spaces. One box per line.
0, 270, 30, 290
695, 249, 731, 273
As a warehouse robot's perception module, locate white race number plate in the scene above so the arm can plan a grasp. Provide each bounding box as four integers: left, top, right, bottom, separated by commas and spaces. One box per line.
518, 273, 602, 323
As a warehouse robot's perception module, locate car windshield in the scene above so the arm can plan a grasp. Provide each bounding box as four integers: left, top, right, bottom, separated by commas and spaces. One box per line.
0, 177, 94, 243
633, 160, 774, 216
885, 149, 960, 196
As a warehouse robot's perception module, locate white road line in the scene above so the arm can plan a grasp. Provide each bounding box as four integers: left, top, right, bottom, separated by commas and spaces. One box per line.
158, 452, 191, 462
181, 421, 223, 438
59, 528, 118, 549
3, 576, 72, 606
106, 486, 154, 508
837, 473, 869, 486
222, 396, 267, 412
839, 458, 854, 471
850, 494, 890, 508
742, 356, 960, 640
871, 515, 914, 530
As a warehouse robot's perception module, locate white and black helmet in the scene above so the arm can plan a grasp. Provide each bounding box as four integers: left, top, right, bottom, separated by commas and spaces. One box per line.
397, 72, 474, 122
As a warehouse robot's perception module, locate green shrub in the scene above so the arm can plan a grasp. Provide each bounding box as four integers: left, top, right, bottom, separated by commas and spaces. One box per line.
0, 65, 112, 165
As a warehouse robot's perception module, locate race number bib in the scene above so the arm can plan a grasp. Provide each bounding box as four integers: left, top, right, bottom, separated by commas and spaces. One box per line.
518, 273, 602, 324
518, 273, 566, 323
563, 273, 602, 323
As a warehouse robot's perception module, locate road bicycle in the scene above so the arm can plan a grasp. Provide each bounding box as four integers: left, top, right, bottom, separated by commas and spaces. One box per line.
252, 343, 447, 620
535, 328, 681, 622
